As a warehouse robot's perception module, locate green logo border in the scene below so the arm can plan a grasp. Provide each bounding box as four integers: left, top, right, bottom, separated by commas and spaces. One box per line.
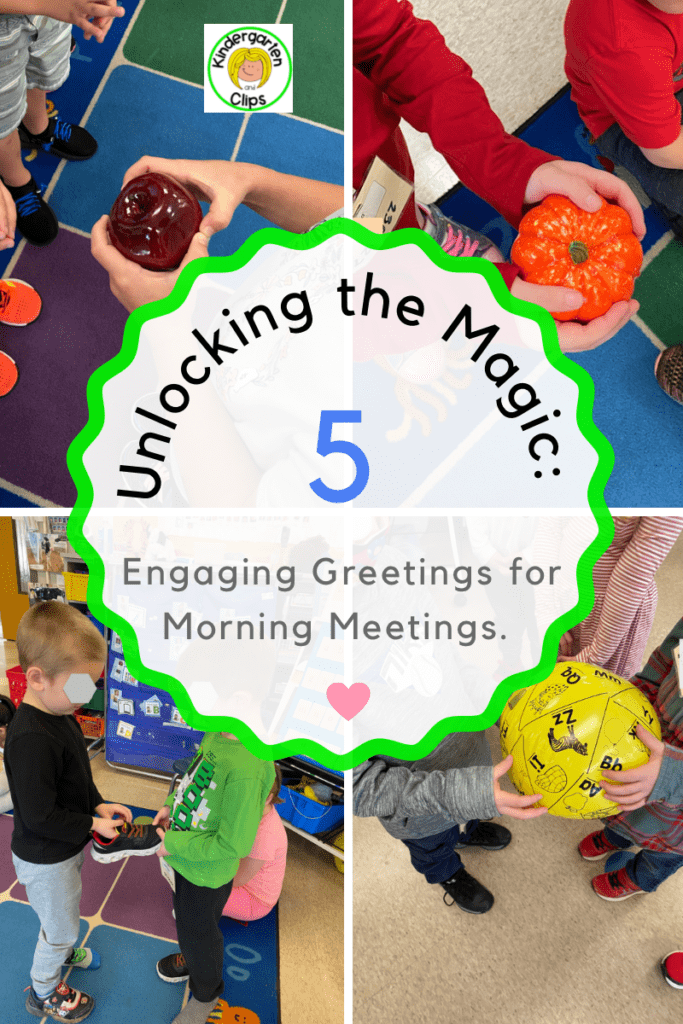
207, 26, 292, 111
66, 218, 615, 771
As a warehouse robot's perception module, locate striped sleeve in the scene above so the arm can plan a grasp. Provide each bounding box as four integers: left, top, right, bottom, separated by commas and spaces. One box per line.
573, 517, 683, 668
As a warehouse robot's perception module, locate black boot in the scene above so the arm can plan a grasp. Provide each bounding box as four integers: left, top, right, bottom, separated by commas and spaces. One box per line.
441, 867, 494, 914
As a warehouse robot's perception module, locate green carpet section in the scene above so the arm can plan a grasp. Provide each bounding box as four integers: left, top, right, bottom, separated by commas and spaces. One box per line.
124, 0, 282, 89
634, 239, 683, 349
287, 0, 343, 130
123, 0, 343, 130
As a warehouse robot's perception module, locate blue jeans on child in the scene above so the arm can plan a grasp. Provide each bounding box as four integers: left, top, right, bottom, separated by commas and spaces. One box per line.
603, 825, 683, 892
596, 90, 683, 237
401, 819, 480, 884
12, 849, 84, 998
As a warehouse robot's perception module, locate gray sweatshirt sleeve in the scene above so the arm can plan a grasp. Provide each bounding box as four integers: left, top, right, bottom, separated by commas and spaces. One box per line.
353, 758, 497, 825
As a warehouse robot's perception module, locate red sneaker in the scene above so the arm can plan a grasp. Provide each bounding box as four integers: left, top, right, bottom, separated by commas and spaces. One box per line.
0, 278, 42, 326
661, 950, 683, 988
578, 830, 625, 861
0, 351, 18, 398
592, 867, 645, 901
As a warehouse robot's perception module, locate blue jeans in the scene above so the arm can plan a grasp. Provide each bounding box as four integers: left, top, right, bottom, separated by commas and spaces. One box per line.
401, 819, 479, 884
596, 92, 683, 236
604, 826, 683, 892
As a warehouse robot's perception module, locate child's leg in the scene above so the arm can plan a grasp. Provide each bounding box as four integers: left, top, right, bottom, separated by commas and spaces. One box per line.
12, 850, 84, 998
595, 106, 683, 238
602, 825, 633, 851
0, 17, 33, 187
173, 872, 234, 1003
24, 17, 71, 108
0, 130, 30, 188
627, 848, 683, 893
223, 884, 271, 922
401, 823, 465, 883
23, 88, 49, 137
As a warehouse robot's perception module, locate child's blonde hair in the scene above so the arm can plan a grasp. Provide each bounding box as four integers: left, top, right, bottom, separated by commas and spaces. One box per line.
228, 48, 272, 88
17, 602, 107, 679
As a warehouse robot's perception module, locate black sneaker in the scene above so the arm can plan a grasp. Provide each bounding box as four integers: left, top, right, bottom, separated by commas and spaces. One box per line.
18, 117, 97, 161
453, 821, 511, 851
91, 820, 162, 863
25, 981, 94, 1021
157, 951, 190, 983
4, 177, 58, 247
441, 867, 494, 914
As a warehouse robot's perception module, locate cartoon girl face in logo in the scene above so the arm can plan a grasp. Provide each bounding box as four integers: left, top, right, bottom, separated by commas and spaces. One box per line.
228, 48, 272, 89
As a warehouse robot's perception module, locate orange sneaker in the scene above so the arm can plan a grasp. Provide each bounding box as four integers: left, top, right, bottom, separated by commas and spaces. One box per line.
0, 278, 42, 326
0, 351, 18, 397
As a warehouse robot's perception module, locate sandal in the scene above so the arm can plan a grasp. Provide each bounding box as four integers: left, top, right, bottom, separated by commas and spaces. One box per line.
655, 345, 683, 406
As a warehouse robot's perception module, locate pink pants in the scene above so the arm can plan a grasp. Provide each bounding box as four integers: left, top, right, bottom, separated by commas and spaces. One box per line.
223, 885, 272, 922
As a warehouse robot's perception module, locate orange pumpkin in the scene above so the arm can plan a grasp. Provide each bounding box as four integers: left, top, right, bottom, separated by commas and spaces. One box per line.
511, 195, 643, 322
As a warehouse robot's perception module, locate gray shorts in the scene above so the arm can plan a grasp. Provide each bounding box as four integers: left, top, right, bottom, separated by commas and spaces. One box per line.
0, 16, 72, 139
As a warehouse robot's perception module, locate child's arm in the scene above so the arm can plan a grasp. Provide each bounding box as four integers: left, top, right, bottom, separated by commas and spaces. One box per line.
9, 734, 98, 843
354, 754, 547, 823
163, 778, 265, 871
641, 133, 683, 171
602, 617, 683, 810
0, 0, 124, 41
629, 614, 683, 705
601, 723, 683, 810
232, 856, 266, 889
90, 158, 343, 313
563, 519, 683, 669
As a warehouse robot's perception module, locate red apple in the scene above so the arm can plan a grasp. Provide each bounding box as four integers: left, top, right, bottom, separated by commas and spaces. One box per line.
108, 172, 203, 271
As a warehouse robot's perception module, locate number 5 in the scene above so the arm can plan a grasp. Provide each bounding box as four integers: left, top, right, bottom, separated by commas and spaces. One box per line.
310, 411, 370, 503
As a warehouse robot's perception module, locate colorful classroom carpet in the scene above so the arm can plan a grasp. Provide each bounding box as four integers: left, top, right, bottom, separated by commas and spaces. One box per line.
439, 85, 682, 508
0, 0, 342, 507
0, 809, 281, 1024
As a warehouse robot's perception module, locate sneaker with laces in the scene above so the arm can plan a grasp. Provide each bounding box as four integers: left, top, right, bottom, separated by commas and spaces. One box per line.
453, 821, 511, 851
157, 951, 190, 983
64, 947, 101, 970
655, 346, 683, 407
91, 820, 162, 863
591, 866, 645, 901
0, 279, 42, 326
441, 867, 494, 914
0, 351, 18, 398
25, 981, 94, 1021
661, 950, 683, 989
418, 203, 501, 260
18, 117, 97, 161
578, 829, 627, 861
4, 177, 58, 247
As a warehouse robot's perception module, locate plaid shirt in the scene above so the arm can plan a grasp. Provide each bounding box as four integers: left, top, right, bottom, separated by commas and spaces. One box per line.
607, 617, 683, 852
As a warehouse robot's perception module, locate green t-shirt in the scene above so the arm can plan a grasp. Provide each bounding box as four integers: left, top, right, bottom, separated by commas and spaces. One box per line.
163, 733, 275, 888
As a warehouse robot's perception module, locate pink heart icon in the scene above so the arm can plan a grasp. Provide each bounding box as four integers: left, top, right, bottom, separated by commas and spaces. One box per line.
326, 682, 370, 721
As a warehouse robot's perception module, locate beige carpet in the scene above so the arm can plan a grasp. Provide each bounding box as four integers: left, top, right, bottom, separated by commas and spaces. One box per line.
402, 0, 571, 203
354, 529, 683, 1024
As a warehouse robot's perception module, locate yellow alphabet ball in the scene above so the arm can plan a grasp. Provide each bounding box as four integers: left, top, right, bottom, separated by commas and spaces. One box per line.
499, 661, 661, 819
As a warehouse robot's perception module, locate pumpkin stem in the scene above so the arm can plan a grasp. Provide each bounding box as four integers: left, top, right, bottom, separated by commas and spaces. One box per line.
568, 240, 589, 265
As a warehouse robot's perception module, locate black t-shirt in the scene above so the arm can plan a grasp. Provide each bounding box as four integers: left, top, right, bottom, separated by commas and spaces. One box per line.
5, 702, 103, 864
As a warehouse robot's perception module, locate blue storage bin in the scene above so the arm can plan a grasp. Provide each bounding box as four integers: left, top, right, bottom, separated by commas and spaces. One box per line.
277, 785, 344, 834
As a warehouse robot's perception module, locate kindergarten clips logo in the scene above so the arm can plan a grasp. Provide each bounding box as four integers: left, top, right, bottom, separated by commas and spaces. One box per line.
204, 24, 293, 113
